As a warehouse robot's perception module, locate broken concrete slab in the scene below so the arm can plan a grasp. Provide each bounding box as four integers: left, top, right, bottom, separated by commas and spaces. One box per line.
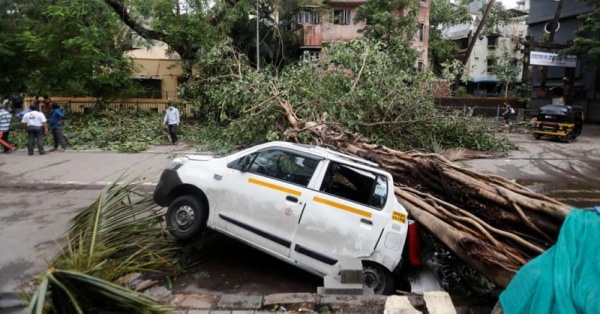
384, 295, 421, 314
263, 292, 316, 311
172, 293, 219, 309
216, 294, 263, 310
320, 294, 388, 313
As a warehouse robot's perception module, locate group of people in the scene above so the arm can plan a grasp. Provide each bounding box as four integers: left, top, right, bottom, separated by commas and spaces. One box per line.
0, 96, 66, 155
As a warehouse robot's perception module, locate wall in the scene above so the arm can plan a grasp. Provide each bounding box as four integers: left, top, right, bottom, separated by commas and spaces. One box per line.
127, 45, 183, 100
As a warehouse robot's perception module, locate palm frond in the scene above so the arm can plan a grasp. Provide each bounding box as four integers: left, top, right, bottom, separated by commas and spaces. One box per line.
52, 176, 177, 281
27, 269, 170, 314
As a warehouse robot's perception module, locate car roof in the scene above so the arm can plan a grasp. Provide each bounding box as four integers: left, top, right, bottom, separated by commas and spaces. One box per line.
539, 104, 583, 113
264, 141, 384, 173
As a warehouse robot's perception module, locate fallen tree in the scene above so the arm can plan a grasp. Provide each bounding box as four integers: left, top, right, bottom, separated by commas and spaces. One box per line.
281, 112, 569, 288
184, 39, 570, 288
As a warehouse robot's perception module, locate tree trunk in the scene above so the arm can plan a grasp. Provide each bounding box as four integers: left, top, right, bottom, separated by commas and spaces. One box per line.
276, 98, 570, 288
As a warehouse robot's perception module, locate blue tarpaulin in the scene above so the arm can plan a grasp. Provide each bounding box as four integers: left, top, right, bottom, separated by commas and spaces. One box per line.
500, 209, 600, 313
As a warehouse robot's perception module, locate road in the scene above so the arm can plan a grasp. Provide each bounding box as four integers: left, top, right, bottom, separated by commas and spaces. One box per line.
0, 189, 100, 292
1, 125, 599, 296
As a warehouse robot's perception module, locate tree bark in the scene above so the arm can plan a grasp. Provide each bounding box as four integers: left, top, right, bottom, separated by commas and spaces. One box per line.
276, 98, 571, 288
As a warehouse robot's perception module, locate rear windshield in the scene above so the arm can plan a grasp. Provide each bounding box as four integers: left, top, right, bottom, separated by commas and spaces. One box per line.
537, 112, 571, 123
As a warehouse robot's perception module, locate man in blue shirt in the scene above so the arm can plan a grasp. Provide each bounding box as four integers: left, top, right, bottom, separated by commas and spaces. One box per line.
49, 103, 66, 152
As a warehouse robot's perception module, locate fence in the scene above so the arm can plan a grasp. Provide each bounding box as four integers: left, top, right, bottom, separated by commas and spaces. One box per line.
440, 105, 538, 124
23, 97, 194, 118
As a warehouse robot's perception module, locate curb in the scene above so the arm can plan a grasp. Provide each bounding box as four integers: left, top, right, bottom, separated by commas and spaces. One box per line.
1, 290, 465, 313
0, 181, 158, 192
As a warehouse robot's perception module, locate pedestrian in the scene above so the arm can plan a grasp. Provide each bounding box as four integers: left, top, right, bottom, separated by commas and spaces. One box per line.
0, 102, 16, 153
42, 95, 52, 116
502, 103, 514, 125
163, 104, 180, 145
49, 103, 66, 152
21, 105, 48, 156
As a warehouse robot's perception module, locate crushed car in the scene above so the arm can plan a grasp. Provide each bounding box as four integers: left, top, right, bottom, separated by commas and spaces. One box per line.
153, 141, 410, 294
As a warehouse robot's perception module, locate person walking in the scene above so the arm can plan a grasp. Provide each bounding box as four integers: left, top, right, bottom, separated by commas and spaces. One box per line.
49, 103, 66, 152
502, 103, 514, 125
163, 105, 180, 145
0, 102, 16, 153
21, 105, 48, 156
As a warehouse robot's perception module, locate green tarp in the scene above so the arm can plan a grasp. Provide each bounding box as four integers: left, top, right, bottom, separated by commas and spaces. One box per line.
500, 209, 600, 313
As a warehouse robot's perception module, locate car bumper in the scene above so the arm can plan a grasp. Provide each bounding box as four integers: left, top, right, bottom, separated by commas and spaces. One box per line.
153, 169, 182, 206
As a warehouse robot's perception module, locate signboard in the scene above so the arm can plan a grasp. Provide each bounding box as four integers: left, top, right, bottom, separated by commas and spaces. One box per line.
530, 51, 577, 68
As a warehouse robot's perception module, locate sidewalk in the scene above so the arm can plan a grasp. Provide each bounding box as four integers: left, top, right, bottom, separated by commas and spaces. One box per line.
0, 144, 202, 190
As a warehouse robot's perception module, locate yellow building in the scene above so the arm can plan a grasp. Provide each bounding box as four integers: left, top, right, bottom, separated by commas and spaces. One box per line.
127, 43, 183, 100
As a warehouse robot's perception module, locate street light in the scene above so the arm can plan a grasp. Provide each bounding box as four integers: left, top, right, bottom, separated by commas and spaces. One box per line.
256, 0, 260, 71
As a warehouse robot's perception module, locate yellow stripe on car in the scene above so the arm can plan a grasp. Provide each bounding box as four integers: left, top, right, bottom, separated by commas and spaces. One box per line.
248, 178, 302, 196
313, 196, 372, 218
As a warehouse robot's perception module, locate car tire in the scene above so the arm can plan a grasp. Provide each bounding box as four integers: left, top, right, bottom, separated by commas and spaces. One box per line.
534, 134, 541, 140
362, 261, 395, 295
564, 133, 574, 143
166, 195, 206, 240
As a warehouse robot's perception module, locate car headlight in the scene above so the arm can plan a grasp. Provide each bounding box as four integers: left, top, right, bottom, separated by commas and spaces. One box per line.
169, 157, 189, 171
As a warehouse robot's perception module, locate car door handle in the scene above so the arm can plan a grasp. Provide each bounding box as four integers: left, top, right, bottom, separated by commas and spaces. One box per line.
360, 218, 372, 225
286, 195, 298, 203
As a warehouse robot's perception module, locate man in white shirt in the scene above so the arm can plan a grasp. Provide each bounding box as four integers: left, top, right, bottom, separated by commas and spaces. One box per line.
163, 105, 180, 145
21, 105, 48, 155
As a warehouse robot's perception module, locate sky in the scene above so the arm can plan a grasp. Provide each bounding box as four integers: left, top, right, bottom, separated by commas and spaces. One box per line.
499, 0, 519, 9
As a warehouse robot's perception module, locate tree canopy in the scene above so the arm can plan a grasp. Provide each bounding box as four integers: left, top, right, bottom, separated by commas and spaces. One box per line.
0, 0, 135, 98
563, 0, 600, 63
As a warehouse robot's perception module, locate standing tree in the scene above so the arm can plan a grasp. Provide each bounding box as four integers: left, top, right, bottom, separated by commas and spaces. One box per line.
428, 0, 471, 75
562, 0, 600, 63
488, 46, 522, 98
0, 0, 136, 98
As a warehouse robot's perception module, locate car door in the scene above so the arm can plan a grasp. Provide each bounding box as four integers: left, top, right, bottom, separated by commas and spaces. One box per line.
215, 147, 321, 258
290, 161, 390, 274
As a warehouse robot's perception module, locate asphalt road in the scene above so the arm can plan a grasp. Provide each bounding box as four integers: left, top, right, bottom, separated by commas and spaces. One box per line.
0, 189, 100, 292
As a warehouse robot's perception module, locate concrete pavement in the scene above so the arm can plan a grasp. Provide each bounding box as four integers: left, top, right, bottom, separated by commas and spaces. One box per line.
0, 144, 203, 190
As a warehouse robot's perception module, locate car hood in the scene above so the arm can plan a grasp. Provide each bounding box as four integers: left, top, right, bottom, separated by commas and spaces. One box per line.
187, 155, 215, 161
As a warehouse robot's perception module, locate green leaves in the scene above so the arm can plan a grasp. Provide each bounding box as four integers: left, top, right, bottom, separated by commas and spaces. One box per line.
27, 178, 176, 313
183, 38, 513, 152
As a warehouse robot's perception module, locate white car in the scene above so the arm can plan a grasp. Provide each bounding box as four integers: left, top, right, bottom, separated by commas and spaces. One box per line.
153, 141, 409, 294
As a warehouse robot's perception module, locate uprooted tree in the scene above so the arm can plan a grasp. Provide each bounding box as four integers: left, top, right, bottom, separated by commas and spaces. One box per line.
182, 39, 571, 289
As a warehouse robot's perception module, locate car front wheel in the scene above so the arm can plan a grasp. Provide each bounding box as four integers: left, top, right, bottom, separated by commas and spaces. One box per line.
166, 195, 206, 240
363, 262, 395, 295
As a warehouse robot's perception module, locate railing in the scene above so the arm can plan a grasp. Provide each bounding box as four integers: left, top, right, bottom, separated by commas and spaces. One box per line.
440, 105, 538, 124
23, 97, 194, 118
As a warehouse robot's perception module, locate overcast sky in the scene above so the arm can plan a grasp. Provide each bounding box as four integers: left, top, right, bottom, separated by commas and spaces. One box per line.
499, 0, 519, 9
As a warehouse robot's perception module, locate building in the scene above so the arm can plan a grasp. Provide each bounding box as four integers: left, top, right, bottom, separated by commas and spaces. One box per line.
443, 4, 528, 96
527, 0, 599, 121
126, 43, 183, 100
290, 0, 430, 69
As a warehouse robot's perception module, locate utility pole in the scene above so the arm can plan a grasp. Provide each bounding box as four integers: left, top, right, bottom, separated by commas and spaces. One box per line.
256, 0, 260, 71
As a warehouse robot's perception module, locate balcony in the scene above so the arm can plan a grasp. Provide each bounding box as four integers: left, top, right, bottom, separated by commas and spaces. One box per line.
294, 24, 323, 48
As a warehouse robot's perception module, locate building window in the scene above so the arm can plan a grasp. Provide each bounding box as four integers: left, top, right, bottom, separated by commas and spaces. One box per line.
330, 9, 351, 25
487, 58, 496, 73
301, 50, 320, 62
417, 61, 425, 71
133, 78, 162, 99
487, 35, 499, 48
418, 23, 425, 42
295, 9, 320, 25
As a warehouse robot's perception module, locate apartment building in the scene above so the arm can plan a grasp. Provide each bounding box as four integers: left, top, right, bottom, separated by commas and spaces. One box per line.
290, 0, 430, 69
443, 5, 528, 96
